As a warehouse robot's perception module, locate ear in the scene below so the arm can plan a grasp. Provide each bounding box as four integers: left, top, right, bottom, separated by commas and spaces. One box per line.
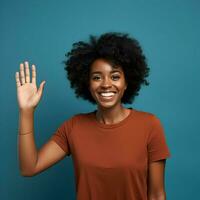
125, 82, 128, 90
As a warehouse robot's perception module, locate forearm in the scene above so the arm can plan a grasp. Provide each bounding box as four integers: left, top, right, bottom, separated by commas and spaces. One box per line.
18, 109, 38, 176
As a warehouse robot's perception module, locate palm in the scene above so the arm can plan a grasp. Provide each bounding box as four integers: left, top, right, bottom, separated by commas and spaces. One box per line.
17, 83, 39, 109
15, 62, 45, 110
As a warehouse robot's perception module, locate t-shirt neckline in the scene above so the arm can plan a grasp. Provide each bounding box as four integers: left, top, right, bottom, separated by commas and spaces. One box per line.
91, 107, 135, 129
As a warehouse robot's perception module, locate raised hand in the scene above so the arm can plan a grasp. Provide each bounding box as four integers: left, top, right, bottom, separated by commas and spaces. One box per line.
15, 61, 46, 111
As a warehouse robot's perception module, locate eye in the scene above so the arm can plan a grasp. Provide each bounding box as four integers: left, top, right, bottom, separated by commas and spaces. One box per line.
112, 75, 120, 81
92, 76, 101, 80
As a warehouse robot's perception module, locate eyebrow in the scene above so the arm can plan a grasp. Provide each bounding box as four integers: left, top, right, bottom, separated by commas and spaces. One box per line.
91, 70, 122, 75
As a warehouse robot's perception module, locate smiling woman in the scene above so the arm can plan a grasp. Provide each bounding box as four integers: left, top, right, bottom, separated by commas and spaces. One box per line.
65, 32, 149, 106
16, 32, 171, 200
89, 59, 127, 111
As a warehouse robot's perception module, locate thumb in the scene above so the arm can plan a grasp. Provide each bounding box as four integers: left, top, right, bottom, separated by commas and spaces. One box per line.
37, 81, 46, 98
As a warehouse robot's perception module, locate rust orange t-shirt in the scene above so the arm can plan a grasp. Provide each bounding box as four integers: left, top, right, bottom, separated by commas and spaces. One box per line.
50, 108, 171, 200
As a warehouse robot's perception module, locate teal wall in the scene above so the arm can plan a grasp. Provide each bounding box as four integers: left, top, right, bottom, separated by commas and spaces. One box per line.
0, 0, 199, 199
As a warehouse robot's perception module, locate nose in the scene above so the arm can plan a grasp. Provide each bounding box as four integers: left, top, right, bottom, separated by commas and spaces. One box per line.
101, 77, 112, 88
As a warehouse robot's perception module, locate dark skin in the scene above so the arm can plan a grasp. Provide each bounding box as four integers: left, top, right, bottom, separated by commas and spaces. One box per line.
16, 60, 166, 200
89, 58, 130, 124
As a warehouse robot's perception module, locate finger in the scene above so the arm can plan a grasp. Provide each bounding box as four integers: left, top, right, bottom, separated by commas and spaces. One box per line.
37, 81, 45, 98
32, 64, 36, 85
25, 61, 30, 83
15, 72, 21, 88
20, 63, 25, 85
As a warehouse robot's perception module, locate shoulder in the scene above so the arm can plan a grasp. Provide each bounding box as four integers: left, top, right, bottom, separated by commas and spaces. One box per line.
62, 110, 94, 127
132, 108, 162, 127
133, 108, 159, 120
133, 109, 167, 143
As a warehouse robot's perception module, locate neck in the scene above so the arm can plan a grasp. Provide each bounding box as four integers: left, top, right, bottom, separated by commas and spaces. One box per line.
96, 104, 130, 124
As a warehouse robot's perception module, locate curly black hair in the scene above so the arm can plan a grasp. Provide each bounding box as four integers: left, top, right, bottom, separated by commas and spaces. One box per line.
63, 32, 150, 104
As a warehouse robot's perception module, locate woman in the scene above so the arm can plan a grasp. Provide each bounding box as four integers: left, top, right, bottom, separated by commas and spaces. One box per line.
16, 32, 171, 200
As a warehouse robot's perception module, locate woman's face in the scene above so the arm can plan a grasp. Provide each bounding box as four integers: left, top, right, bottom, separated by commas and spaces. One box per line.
89, 58, 127, 109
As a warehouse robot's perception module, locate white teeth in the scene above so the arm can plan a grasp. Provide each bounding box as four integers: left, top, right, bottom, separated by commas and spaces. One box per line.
100, 92, 115, 97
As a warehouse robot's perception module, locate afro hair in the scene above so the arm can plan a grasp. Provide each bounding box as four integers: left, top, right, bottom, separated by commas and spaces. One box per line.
63, 32, 150, 104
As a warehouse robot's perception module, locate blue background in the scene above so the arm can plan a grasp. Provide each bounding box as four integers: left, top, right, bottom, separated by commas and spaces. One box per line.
0, 0, 199, 199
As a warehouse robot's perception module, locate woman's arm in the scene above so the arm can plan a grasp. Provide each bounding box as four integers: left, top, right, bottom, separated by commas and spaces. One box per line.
18, 109, 38, 176
16, 61, 69, 177
18, 109, 68, 177
16, 61, 45, 176
147, 159, 167, 200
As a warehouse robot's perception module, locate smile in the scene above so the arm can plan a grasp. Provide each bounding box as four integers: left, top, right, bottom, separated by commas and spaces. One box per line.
98, 92, 117, 100
100, 92, 115, 97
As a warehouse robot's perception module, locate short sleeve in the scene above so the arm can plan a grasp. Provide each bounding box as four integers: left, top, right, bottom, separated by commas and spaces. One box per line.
50, 118, 73, 156
147, 115, 171, 163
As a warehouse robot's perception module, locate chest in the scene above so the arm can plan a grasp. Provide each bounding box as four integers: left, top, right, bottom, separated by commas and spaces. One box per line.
69, 127, 148, 171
